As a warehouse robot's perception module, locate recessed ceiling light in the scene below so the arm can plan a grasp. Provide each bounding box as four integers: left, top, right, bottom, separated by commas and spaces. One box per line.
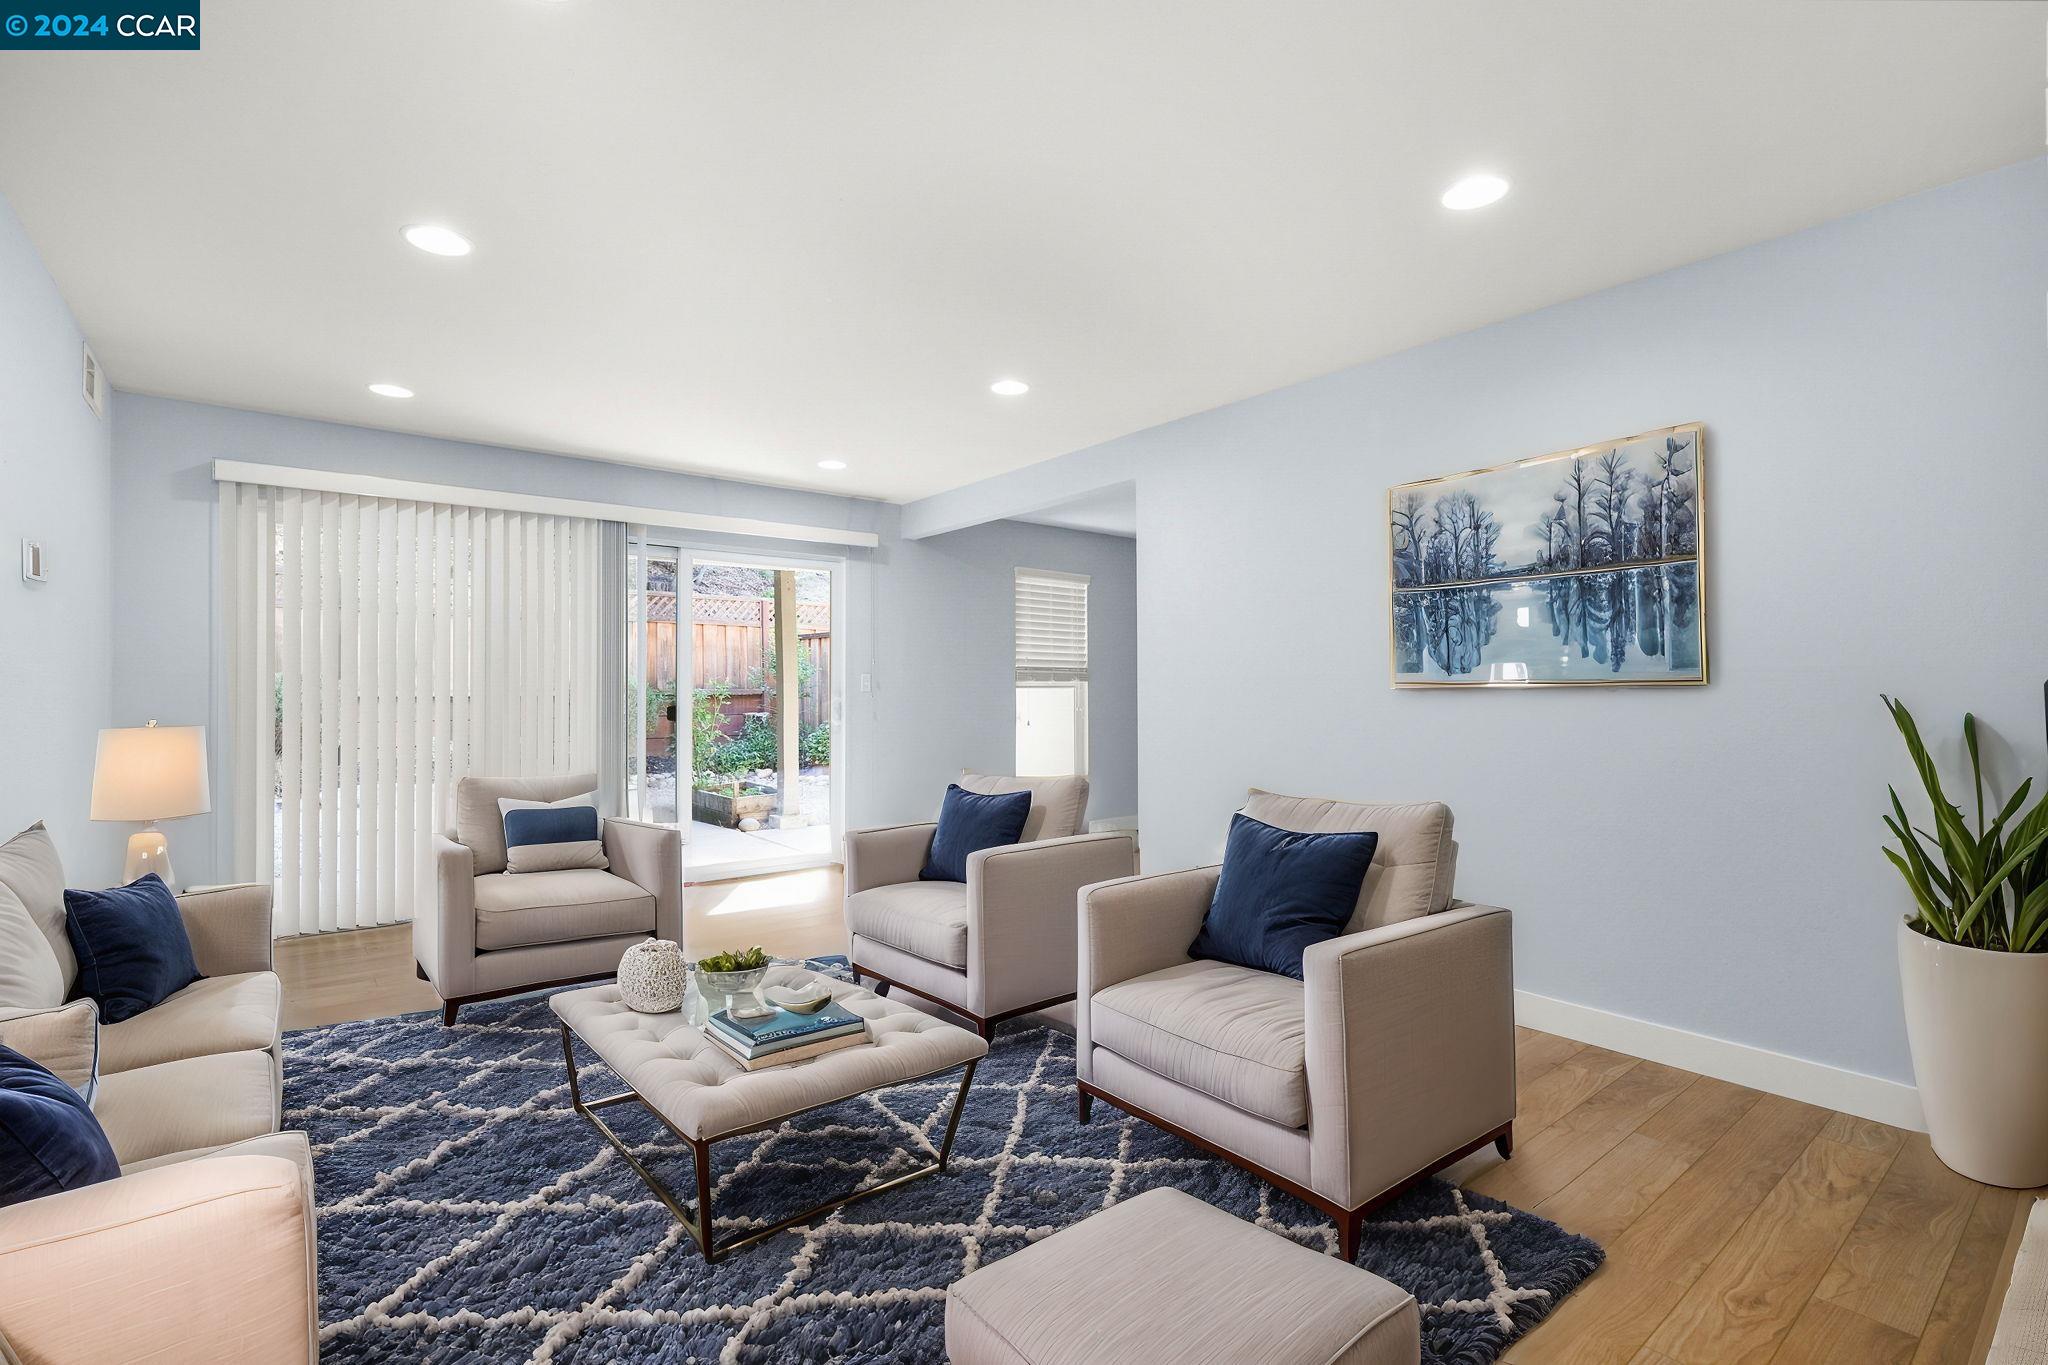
1441, 174, 1510, 211
401, 224, 473, 257
990, 379, 1029, 396
368, 383, 414, 399
816, 459, 847, 470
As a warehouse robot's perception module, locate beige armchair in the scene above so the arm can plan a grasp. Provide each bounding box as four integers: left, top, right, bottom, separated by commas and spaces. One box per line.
846, 773, 1138, 1037
1075, 791, 1515, 1260
418, 774, 682, 1023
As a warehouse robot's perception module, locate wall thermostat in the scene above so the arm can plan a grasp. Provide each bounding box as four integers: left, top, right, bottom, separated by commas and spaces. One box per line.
20, 540, 47, 583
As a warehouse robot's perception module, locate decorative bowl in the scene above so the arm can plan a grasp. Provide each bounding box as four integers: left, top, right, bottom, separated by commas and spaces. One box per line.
765, 981, 833, 1014
695, 964, 771, 1017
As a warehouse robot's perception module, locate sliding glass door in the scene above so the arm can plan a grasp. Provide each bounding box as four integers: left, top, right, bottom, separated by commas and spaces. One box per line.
626, 544, 683, 826
626, 538, 843, 879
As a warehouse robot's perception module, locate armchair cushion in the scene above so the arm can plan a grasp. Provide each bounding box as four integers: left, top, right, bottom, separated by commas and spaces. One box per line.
1090, 960, 1308, 1128
1191, 814, 1377, 980
455, 773, 599, 875
0, 823, 75, 995
472, 869, 654, 951
921, 785, 1032, 883
98, 973, 280, 1074
958, 772, 1089, 842
1243, 790, 1454, 931
91, 1050, 279, 1167
62, 875, 202, 1025
846, 881, 970, 968
0, 1045, 119, 1207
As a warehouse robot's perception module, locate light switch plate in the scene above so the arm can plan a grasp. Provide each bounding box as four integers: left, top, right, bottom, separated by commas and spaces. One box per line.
20, 539, 47, 583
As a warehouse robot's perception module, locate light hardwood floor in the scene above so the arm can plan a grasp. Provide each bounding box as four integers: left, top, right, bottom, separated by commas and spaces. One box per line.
276, 867, 2029, 1363
1453, 1042, 2034, 1365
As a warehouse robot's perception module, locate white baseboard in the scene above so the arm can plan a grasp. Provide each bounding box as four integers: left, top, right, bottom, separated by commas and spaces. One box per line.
1514, 989, 1926, 1133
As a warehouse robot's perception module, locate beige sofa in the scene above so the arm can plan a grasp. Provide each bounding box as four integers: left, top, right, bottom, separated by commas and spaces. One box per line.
419, 774, 683, 1023
0, 825, 314, 1364
0, 1132, 318, 1365
845, 773, 1138, 1037
1075, 791, 1516, 1260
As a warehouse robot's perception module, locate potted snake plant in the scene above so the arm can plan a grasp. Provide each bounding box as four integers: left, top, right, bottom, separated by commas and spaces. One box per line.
1883, 695, 2048, 1186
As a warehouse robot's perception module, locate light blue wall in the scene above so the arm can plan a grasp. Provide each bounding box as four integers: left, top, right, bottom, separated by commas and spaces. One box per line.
920, 156, 2048, 1091
0, 192, 118, 882
107, 395, 1138, 888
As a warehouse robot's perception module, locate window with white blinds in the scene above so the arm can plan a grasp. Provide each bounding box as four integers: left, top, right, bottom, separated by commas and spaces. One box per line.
1014, 569, 1089, 683
220, 482, 611, 935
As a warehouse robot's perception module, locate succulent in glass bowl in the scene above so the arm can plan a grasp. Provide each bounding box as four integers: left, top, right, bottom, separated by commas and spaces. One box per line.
694, 945, 773, 1017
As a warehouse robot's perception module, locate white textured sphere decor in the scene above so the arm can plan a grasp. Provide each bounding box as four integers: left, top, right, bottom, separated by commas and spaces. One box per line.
617, 939, 688, 1013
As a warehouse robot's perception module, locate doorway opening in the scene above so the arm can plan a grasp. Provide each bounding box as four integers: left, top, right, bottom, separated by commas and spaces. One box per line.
627, 543, 842, 880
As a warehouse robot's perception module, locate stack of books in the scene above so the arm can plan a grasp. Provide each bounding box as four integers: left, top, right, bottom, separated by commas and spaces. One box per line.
705, 1001, 870, 1071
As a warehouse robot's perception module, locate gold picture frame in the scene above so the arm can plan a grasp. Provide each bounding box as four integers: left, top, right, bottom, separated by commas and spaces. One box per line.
1388, 422, 1708, 688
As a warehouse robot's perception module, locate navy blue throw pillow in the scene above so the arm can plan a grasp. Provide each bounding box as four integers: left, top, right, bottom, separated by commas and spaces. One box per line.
1189, 814, 1380, 981
63, 874, 202, 1024
504, 804, 599, 848
920, 785, 1034, 883
0, 1044, 120, 1208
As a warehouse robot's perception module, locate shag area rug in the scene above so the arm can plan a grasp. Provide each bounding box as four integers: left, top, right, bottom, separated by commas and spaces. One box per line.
289, 994, 1600, 1364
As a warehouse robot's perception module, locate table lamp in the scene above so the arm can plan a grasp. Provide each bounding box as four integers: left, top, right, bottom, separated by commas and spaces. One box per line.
91, 722, 211, 886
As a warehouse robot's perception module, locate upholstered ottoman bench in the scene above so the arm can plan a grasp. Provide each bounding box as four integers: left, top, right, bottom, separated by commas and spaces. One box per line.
552, 968, 987, 1264
945, 1187, 1419, 1364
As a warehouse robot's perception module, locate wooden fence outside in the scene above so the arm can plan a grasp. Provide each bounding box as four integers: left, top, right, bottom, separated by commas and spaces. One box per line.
646, 594, 831, 743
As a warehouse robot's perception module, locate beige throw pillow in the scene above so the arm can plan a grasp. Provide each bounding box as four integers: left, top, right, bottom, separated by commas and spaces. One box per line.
0, 822, 76, 997
497, 793, 610, 874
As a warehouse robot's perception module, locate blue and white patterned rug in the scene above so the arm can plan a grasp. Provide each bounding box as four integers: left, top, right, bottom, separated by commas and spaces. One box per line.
289, 992, 1601, 1364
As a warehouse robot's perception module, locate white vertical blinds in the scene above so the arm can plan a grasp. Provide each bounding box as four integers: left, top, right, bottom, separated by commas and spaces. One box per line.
221, 482, 608, 935
1014, 568, 1090, 683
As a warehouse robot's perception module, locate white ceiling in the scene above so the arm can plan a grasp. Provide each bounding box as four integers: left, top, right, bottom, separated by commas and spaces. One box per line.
2, 1, 2041, 503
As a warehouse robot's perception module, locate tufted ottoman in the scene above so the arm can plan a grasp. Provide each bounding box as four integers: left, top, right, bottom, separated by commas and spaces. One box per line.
551, 967, 987, 1262
946, 1187, 1420, 1364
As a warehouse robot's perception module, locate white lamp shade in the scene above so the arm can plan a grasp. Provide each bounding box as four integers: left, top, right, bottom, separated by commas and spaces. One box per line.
90, 725, 212, 822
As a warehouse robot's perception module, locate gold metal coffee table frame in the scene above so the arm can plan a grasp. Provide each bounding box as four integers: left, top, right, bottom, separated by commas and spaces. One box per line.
559, 1024, 981, 1264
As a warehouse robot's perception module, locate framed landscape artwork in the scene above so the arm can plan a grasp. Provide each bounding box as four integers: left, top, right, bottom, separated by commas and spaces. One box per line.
1389, 422, 1707, 688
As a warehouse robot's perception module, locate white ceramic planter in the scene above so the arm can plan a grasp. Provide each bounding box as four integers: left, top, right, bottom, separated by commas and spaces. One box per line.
1897, 918, 2048, 1187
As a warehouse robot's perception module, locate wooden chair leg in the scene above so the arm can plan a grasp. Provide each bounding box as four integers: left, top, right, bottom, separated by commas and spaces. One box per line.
1077, 1089, 1093, 1123
442, 1001, 460, 1026
1495, 1125, 1514, 1159
1338, 1209, 1364, 1263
